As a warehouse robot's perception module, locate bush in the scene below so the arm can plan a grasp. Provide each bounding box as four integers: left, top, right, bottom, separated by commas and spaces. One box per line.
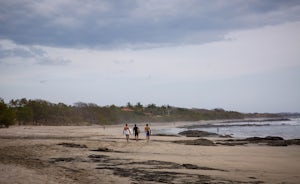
0, 99, 16, 128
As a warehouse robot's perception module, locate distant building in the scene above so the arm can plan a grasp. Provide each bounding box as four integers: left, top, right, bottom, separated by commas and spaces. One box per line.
121, 108, 134, 112
144, 112, 152, 116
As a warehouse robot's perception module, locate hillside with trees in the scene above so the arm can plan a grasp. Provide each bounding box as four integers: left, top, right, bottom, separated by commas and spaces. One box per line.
0, 98, 281, 127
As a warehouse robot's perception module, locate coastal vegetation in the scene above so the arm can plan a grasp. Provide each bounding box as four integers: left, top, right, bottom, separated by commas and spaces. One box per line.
0, 98, 282, 127
0, 99, 15, 127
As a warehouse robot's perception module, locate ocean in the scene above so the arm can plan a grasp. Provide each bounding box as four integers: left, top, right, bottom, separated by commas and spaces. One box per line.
154, 118, 300, 139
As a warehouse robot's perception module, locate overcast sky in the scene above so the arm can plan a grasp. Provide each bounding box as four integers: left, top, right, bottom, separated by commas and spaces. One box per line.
1, 0, 300, 113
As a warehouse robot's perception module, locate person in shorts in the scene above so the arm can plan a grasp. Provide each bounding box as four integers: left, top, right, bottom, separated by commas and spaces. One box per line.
144, 124, 151, 142
133, 124, 140, 141
123, 123, 131, 142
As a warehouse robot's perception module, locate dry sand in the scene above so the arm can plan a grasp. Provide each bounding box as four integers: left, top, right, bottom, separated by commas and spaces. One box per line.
0, 122, 299, 184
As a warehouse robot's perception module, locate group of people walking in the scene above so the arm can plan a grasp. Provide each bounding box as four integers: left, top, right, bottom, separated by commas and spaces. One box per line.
123, 123, 151, 142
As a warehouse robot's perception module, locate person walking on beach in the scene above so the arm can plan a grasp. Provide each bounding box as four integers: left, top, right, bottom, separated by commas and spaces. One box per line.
144, 124, 151, 142
133, 124, 140, 141
123, 124, 131, 142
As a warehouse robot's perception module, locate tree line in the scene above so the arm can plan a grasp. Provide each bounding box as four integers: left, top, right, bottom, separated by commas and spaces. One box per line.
1, 98, 273, 127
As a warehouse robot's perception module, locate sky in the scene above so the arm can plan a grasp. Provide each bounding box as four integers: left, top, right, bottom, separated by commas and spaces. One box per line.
1, 0, 300, 113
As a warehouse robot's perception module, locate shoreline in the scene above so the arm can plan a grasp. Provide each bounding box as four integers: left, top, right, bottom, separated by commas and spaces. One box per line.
156, 118, 300, 140
1, 123, 300, 183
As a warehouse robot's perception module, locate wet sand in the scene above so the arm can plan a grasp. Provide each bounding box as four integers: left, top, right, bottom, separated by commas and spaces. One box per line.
0, 123, 299, 184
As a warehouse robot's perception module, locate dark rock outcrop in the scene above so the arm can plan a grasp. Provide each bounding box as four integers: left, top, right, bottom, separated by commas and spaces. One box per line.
179, 130, 220, 137
244, 136, 284, 142
174, 138, 215, 146
49, 157, 79, 163
90, 147, 113, 152
57, 142, 88, 148
286, 139, 300, 145
216, 136, 300, 146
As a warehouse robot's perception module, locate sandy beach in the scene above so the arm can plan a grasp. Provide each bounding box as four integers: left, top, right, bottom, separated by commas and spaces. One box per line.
0, 122, 299, 184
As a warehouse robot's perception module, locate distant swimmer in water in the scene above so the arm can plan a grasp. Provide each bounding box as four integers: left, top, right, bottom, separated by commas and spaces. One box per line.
144, 124, 151, 142
123, 123, 131, 142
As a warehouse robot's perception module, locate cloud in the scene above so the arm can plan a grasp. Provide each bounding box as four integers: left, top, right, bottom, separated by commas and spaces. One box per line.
39, 80, 47, 84
113, 59, 135, 65
0, 47, 35, 58
0, 20, 299, 112
35, 57, 71, 66
1, 0, 300, 48
0, 40, 71, 66
0, 42, 46, 59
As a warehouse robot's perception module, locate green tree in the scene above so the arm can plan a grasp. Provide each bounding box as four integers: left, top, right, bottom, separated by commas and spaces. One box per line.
0, 98, 16, 128
126, 102, 133, 109
16, 106, 33, 124
134, 102, 143, 112
27, 99, 52, 124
